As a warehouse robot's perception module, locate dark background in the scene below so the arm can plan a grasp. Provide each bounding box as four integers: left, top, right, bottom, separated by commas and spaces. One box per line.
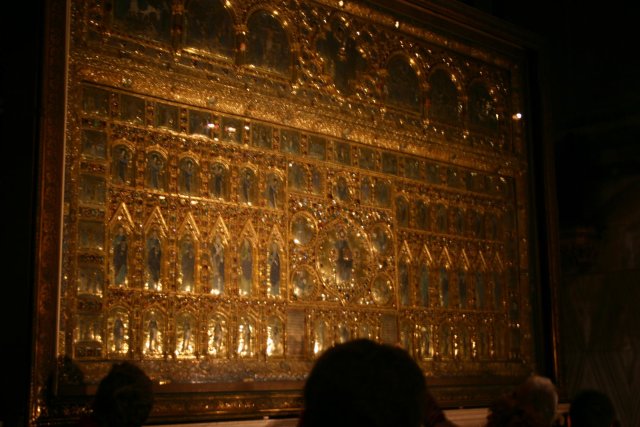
2, 0, 639, 425
1, 1, 43, 426
461, 1, 640, 425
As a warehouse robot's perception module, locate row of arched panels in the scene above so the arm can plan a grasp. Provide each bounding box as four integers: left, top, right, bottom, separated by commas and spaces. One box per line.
77, 210, 515, 314
73, 304, 518, 362
398, 318, 522, 362
103, 0, 507, 130
74, 307, 283, 359
81, 143, 513, 240
81, 85, 513, 198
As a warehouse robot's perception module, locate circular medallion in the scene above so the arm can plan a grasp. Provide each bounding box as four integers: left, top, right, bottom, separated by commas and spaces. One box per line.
370, 223, 392, 255
317, 220, 371, 301
291, 213, 316, 245
371, 274, 393, 305
291, 266, 315, 300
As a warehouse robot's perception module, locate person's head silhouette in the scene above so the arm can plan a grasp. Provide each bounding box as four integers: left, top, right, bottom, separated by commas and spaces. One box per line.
569, 389, 617, 427
487, 375, 558, 427
85, 361, 154, 427
298, 338, 451, 427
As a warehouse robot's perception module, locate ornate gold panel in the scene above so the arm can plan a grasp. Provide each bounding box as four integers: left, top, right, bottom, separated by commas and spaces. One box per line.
33, 0, 542, 424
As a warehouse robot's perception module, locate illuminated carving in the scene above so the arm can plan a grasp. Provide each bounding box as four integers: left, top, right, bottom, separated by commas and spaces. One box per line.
39, 0, 538, 421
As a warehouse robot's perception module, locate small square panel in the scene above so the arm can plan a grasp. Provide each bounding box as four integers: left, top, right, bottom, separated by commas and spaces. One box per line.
308, 136, 327, 160
119, 94, 145, 124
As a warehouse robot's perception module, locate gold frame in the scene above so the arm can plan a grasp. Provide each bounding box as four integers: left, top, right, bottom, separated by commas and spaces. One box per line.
31, 0, 560, 424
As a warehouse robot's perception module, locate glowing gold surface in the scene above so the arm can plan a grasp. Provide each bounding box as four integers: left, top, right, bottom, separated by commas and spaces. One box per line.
44, 0, 537, 420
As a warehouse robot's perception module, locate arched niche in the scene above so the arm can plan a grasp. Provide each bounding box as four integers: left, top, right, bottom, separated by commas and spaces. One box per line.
468, 79, 498, 131
245, 9, 291, 75
112, 0, 172, 43
427, 67, 462, 123
184, 0, 236, 59
384, 54, 422, 112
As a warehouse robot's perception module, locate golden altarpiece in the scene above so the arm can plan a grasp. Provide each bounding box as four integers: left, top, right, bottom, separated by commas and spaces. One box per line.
31, 0, 550, 424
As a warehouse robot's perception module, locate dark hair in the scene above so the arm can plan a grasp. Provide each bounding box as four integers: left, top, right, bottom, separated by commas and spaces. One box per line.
92, 362, 154, 427
569, 389, 616, 427
486, 375, 558, 427
299, 339, 428, 427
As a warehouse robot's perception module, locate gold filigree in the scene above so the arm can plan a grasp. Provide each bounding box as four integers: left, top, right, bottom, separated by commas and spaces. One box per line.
33, 0, 540, 423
